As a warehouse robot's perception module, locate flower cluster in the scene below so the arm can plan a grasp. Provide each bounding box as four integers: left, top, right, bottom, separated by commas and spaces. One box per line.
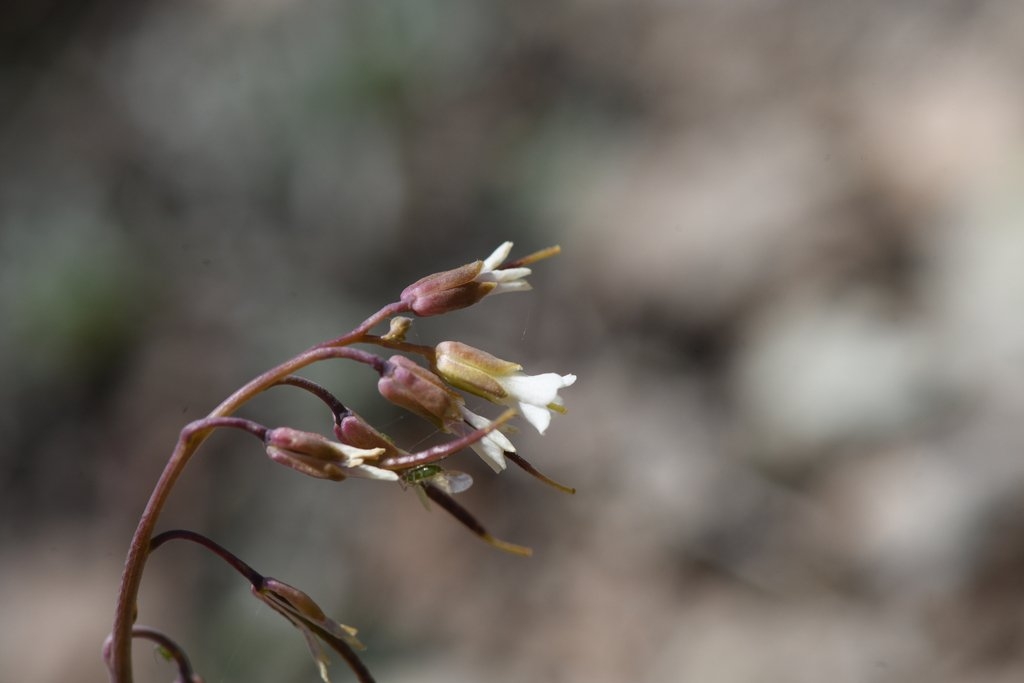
107, 242, 575, 683
282, 242, 576, 486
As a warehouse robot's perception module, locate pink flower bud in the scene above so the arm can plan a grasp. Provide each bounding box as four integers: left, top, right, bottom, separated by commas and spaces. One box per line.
334, 412, 407, 460
264, 427, 396, 481
377, 355, 464, 430
399, 242, 533, 316
400, 261, 494, 316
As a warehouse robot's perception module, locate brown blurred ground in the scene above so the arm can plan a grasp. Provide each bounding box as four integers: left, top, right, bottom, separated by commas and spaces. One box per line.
3, 1, 1024, 681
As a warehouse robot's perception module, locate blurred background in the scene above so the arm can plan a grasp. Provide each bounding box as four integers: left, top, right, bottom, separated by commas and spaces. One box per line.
3, 1, 1024, 681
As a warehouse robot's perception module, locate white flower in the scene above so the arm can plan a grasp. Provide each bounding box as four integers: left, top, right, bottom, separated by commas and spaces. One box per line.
473, 241, 532, 296
496, 372, 577, 434
265, 427, 399, 482
458, 406, 517, 473
318, 440, 399, 481
435, 341, 576, 436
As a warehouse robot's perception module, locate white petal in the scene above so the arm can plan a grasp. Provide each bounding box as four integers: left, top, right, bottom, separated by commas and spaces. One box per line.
482, 241, 513, 271
478, 266, 531, 283
501, 373, 573, 407
460, 407, 515, 449
470, 438, 508, 473
460, 406, 515, 472
346, 464, 400, 481
519, 402, 553, 434
486, 424, 516, 452
325, 442, 386, 462
489, 281, 532, 296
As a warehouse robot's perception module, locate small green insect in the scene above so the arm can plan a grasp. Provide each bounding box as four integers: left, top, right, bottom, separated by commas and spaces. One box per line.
402, 464, 444, 485
402, 464, 473, 508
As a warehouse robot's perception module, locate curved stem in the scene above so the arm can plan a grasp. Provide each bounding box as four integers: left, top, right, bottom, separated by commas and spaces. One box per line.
316, 301, 411, 350
150, 530, 377, 682
378, 408, 516, 469
273, 376, 349, 423
131, 626, 202, 683
108, 304, 406, 683
194, 416, 270, 441
150, 529, 264, 586
211, 346, 386, 419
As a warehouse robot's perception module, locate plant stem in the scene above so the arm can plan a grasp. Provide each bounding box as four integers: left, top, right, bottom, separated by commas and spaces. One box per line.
107, 303, 406, 683
131, 626, 200, 683
150, 529, 264, 586
377, 408, 516, 469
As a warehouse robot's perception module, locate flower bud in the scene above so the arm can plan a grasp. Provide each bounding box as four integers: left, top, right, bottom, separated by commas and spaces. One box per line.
334, 411, 407, 460
264, 427, 396, 481
381, 316, 413, 342
400, 261, 493, 316
399, 242, 533, 316
378, 355, 464, 430
435, 340, 522, 401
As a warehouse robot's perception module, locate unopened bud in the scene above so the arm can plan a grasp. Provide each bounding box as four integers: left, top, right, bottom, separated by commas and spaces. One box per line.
399, 243, 534, 316
382, 316, 413, 342
334, 412, 407, 459
378, 355, 464, 430
435, 341, 522, 401
400, 261, 494, 316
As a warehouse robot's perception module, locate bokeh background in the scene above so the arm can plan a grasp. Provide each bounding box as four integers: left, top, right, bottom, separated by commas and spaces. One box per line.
4, 1, 1024, 681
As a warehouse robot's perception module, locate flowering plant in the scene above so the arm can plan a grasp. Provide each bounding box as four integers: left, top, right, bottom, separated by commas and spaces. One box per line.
104, 243, 575, 683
